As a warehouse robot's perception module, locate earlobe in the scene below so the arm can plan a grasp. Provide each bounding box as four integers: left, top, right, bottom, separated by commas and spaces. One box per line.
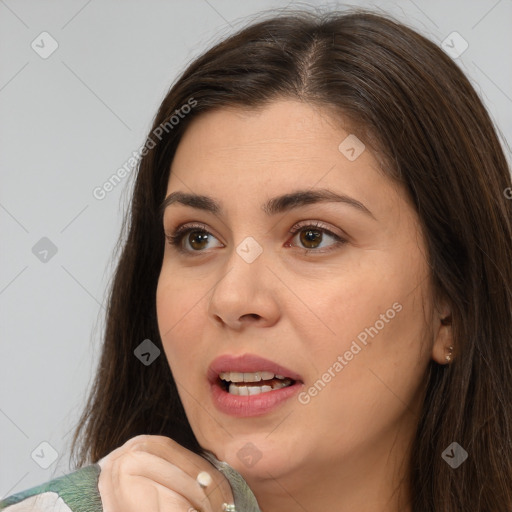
444, 345, 454, 362
431, 314, 455, 365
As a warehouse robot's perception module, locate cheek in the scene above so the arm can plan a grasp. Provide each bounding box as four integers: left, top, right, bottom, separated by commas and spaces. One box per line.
295, 256, 431, 407
295, 308, 429, 452
292, 260, 423, 357
156, 263, 207, 330
156, 272, 207, 371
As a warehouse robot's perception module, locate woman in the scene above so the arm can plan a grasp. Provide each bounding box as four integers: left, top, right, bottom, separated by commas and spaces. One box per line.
1, 8, 511, 512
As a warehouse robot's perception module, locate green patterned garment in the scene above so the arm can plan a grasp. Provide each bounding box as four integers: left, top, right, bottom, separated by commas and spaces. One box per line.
0, 455, 261, 512
0, 465, 102, 512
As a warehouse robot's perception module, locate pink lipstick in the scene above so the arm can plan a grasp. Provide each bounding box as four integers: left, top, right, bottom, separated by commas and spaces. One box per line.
208, 353, 304, 417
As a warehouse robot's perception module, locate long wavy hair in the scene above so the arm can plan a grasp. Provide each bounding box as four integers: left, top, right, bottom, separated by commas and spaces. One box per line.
71, 8, 512, 511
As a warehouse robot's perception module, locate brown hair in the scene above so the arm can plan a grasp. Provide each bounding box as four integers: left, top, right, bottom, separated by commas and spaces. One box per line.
71, 8, 512, 510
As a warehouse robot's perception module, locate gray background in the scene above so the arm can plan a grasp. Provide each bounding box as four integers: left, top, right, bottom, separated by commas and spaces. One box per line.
1, 0, 511, 496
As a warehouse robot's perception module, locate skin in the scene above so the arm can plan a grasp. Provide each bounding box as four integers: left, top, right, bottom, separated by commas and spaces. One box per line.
156, 99, 453, 512
97, 435, 234, 512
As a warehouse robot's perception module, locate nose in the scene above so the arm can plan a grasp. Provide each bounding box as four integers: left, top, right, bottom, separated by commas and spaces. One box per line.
207, 242, 280, 331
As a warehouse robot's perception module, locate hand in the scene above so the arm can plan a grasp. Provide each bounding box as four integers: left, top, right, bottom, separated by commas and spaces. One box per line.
97, 434, 234, 512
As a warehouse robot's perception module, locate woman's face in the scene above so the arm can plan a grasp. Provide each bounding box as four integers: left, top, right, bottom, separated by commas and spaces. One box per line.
156, 99, 448, 489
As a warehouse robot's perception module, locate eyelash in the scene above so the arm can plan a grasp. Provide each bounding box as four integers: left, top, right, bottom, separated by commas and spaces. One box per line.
165, 221, 347, 256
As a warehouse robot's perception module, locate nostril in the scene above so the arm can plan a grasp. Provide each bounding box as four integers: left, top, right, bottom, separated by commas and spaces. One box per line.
242, 313, 260, 320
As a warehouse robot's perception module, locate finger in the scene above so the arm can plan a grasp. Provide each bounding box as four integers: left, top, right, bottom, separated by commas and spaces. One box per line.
119, 450, 215, 512
98, 471, 198, 512
147, 483, 201, 512
126, 436, 206, 472
127, 436, 234, 504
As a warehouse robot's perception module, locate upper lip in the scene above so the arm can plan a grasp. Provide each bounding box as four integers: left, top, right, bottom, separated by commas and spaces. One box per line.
208, 353, 303, 384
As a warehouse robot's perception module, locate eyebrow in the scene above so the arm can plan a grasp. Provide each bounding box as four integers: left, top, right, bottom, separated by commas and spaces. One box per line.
160, 188, 376, 220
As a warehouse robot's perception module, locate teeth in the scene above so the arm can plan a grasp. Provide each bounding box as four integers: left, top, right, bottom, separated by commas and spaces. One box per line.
219, 370, 282, 383
227, 380, 292, 396
244, 372, 261, 382
228, 384, 273, 396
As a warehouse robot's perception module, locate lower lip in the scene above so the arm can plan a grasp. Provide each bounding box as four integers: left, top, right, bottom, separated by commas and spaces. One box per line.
210, 380, 303, 417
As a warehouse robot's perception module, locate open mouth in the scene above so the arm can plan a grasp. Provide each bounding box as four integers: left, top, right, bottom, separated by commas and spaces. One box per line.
208, 355, 303, 416
218, 371, 296, 396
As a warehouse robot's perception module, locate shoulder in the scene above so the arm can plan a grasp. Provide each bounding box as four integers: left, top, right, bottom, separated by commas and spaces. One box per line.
0, 464, 102, 512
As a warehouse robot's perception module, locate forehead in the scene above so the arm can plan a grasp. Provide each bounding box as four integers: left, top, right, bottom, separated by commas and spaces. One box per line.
166, 99, 407, 221
173, 100, 351, 164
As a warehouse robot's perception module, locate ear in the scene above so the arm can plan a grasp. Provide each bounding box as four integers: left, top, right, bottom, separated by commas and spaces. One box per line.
431, 300, 454, 365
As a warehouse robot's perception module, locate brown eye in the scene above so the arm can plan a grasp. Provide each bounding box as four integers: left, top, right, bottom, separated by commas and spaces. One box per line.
299, 229, 323, 249
288, 222, 347, 254
188, 230, 210, 250
166, 224, 223, 254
